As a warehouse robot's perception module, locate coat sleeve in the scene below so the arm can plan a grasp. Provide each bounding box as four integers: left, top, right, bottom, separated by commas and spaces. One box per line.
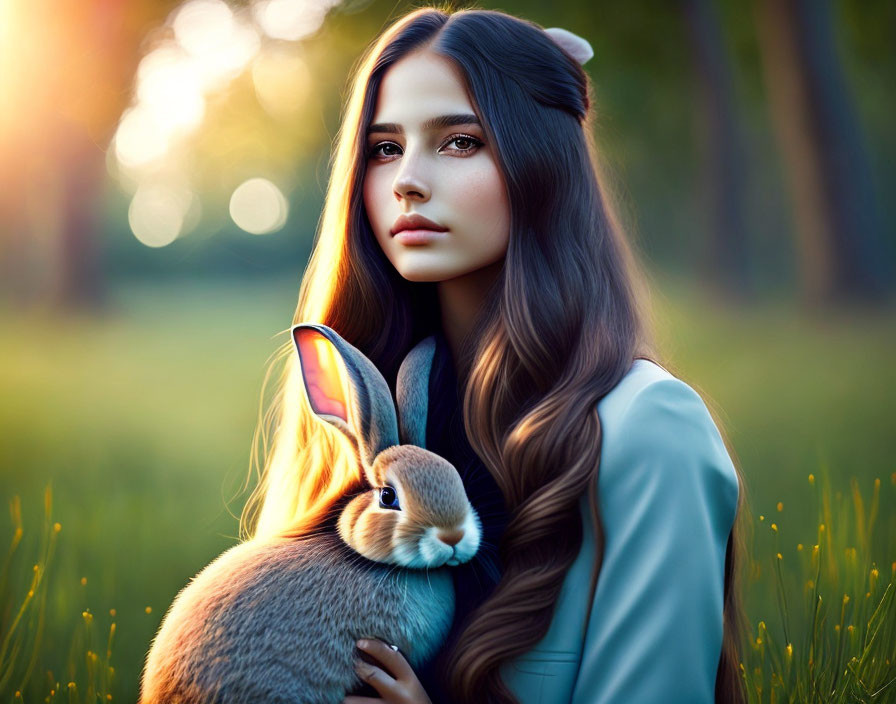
569, 377, 739, 704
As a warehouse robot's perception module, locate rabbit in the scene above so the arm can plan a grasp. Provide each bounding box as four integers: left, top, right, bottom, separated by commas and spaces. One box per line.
139, 323, 481, 704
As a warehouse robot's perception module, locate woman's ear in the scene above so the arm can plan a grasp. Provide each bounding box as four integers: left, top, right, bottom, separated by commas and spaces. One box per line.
395, 335, 437, 447
292, 323, 400, 480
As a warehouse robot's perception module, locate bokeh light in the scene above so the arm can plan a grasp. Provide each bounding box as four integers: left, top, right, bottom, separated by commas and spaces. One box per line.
252, 0, 336, 41
189, 21, 261, 91
128, 183, 199, 247
172, 0, 236, 57
229, 178, 289, 234
136, 47, 206, 133
114, 106, 173, 169
105, 0, 348, 247
251, 47, 311, 118
171, 1, 261, 92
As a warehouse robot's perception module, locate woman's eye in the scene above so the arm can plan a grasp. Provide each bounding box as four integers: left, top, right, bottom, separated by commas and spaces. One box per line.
379, 486, 400, 510
442, 134, 483, 154
367, 134, 483, 160
368, 142, 401, 159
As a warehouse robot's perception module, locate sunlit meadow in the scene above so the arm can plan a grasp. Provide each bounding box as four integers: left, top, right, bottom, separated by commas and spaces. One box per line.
1, 278, 894, 702
4, 465, 894, 701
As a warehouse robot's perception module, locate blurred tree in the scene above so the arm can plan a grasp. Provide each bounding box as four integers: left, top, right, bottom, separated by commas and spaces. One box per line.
0, 0, 181, 309
683, 0, 753, 302
755, 0, 893, 307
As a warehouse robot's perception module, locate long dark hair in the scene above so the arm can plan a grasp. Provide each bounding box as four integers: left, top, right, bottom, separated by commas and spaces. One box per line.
241, 5, 747, 703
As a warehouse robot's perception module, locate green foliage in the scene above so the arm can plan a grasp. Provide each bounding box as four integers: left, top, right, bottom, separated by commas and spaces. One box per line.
740, 471, 895, 702
1, 487, 117, 702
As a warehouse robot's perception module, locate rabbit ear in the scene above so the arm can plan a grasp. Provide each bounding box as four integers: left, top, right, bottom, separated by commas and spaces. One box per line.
292, 323, 400, 477
395, 335, 437, 447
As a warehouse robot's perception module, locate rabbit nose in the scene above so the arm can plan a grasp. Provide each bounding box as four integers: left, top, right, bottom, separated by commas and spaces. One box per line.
436, 529, 464, 547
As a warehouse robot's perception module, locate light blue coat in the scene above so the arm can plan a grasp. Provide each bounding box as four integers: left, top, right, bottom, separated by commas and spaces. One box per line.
498, 359, 740, 703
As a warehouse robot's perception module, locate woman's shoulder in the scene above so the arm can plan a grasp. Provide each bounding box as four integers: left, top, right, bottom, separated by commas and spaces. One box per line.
596, 357, 682, 427
595, 359, 740, 513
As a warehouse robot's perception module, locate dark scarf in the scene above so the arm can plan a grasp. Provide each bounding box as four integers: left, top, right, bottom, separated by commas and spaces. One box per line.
416, 329, 510, 701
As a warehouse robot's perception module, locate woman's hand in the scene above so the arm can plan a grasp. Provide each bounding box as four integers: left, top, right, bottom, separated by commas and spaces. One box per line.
343, 638, 433, 704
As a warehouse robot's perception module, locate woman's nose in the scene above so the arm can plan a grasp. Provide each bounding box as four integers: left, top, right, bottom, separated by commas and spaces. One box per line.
393, 150, 430, 202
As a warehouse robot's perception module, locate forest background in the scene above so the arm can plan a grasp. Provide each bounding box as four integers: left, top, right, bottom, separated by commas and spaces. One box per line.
0, 0, 893, 699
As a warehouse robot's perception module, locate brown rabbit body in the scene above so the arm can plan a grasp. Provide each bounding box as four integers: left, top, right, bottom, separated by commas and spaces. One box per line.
140, 325, 480, 703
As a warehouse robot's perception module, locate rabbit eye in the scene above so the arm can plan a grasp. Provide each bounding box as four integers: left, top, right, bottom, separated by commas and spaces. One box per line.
379, 486, 400, 510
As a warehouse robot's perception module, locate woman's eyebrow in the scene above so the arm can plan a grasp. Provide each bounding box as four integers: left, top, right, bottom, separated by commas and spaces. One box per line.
367, 113, 481, 136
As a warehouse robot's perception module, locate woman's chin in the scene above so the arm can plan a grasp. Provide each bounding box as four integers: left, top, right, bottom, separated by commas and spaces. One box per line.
394, 264, 457, 283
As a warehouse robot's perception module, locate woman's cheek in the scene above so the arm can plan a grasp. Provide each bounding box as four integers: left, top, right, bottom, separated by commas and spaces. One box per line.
455, 167, 510, 253
467, 179, 509, 234
362, 169, 391, 239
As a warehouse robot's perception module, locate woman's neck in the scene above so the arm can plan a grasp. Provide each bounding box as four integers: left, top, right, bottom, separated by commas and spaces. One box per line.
436, 259, 504, 374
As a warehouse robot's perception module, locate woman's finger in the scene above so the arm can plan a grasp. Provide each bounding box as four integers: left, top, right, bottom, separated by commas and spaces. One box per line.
353, 656, 397, 699
356, 638, 414, 680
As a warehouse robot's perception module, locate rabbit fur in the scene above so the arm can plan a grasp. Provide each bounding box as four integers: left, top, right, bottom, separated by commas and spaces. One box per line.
139, 324, 481, 703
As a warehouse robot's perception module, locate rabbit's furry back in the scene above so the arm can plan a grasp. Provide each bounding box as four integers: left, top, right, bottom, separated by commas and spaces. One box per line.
140, 531, 453, 703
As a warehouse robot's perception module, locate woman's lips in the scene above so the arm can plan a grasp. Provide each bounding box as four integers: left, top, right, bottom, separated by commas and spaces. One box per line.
393, 229, 449, 245
390, 213, 447, 235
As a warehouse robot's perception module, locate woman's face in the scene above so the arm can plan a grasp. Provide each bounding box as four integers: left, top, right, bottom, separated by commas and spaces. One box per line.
362, 50, 510, 283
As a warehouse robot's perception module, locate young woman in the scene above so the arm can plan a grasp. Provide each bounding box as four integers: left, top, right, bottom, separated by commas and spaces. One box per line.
241, 6, 748, 704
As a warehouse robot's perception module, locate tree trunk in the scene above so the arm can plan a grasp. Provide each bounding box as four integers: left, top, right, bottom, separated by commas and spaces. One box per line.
755, 0, 892, 307
0, 0, 164, 311
52, 120, 108, 309
683, 0, 754, 303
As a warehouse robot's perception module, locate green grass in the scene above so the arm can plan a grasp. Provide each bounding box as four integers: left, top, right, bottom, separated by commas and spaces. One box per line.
1, 276, 894, 700
739, 471, 895, 702
0, 277, 298, 700
651, 272, 895, 555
